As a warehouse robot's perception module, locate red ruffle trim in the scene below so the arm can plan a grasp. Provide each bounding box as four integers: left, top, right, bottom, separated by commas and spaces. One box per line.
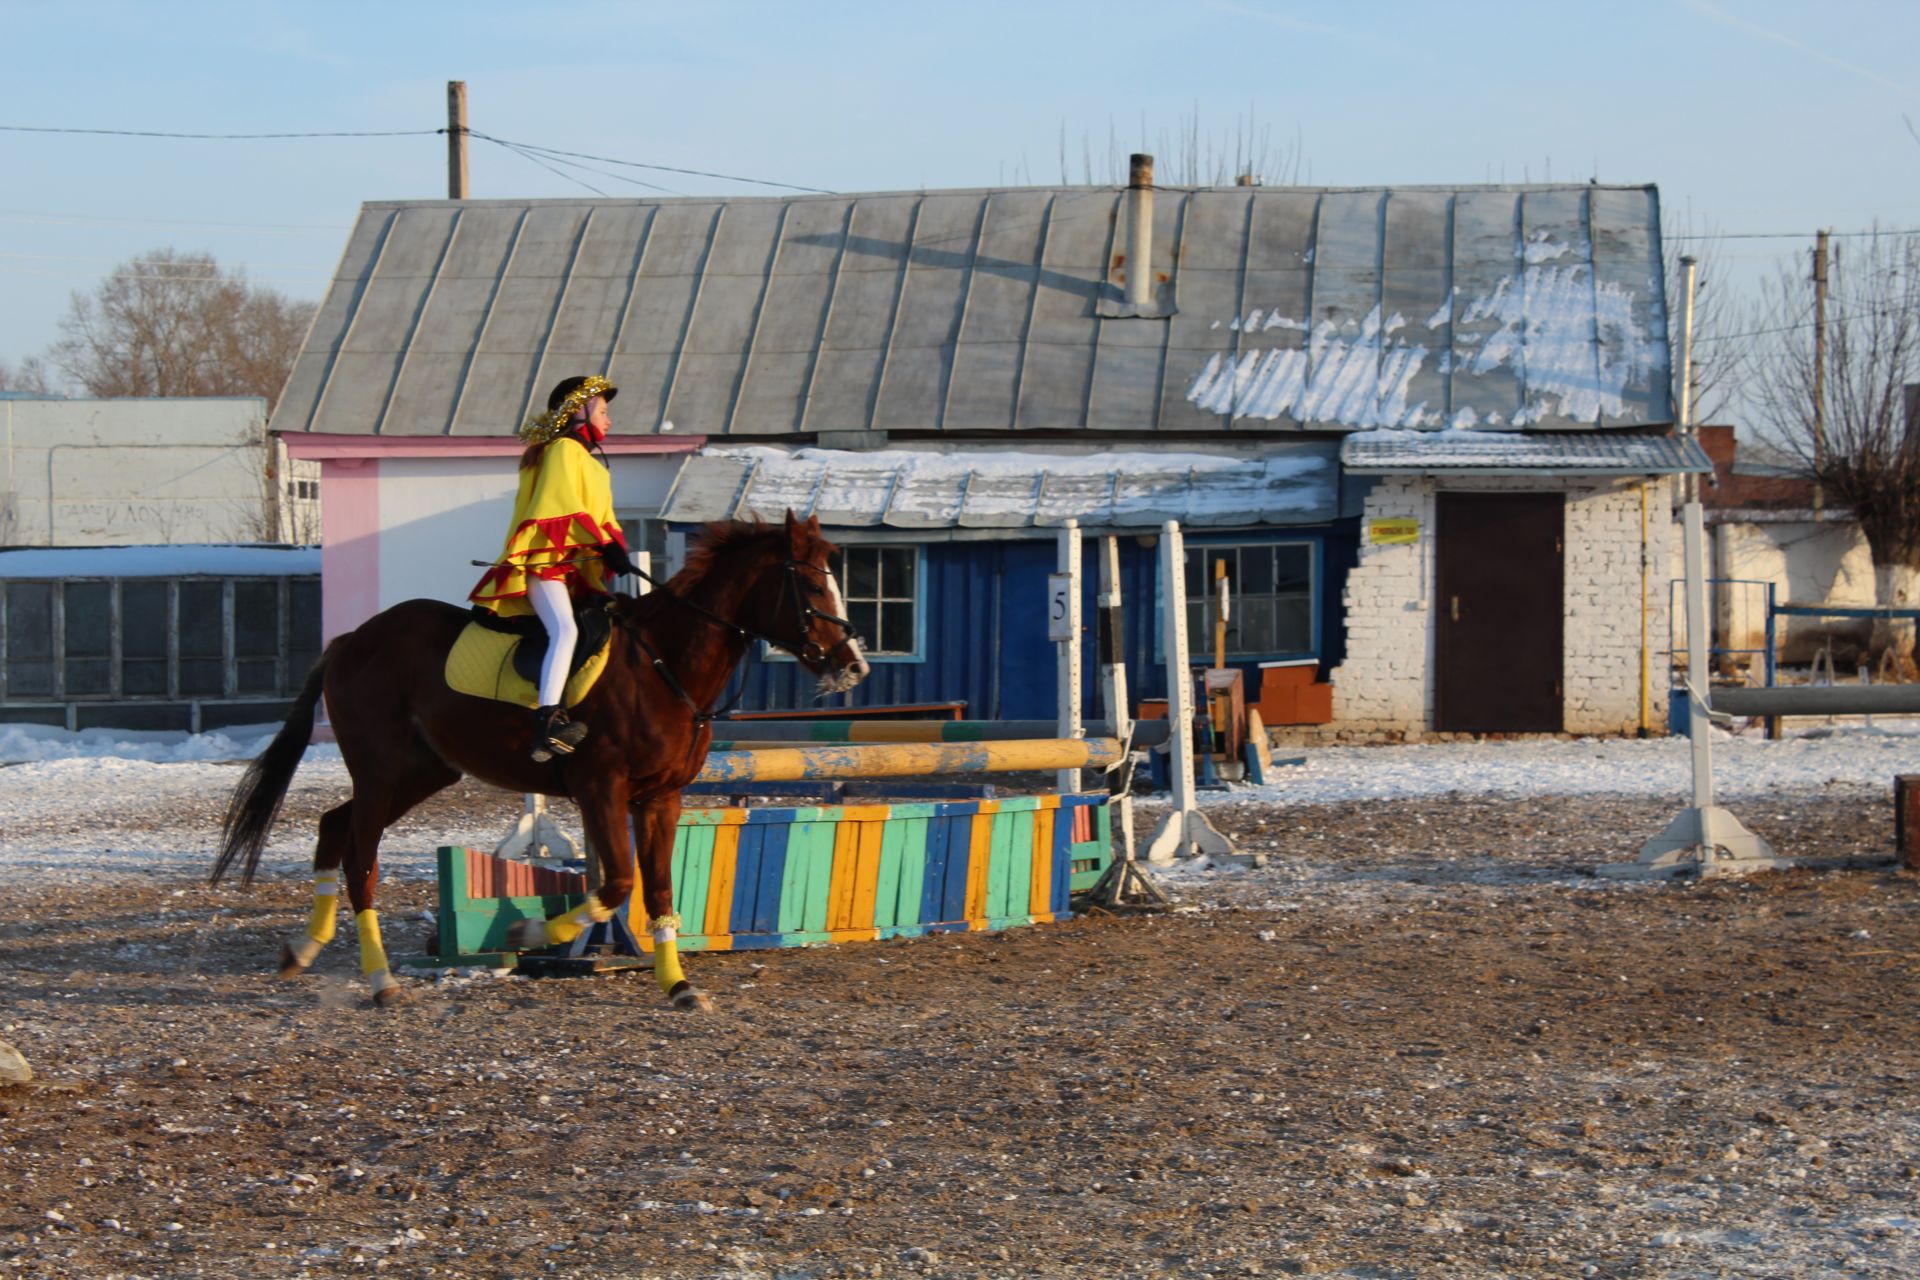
468, 513, 624, 604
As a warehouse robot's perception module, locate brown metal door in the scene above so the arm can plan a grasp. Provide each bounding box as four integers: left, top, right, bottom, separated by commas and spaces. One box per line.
1435, 492, 1564, 733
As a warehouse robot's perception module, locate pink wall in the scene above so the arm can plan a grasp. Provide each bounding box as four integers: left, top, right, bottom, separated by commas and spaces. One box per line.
318, 458, 381, 645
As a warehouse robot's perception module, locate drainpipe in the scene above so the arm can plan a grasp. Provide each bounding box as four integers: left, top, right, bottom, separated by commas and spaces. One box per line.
1638, 480, 1651, 737
1126, 153, 1154, 309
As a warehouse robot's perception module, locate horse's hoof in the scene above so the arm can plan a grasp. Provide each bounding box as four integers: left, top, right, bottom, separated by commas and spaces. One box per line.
278, 942, 309, 980
505, 919, 545, 950
370, 983, 407, 1009
668, 982, 713, 1013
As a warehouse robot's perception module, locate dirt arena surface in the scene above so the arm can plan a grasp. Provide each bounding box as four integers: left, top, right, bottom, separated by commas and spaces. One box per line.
2, 777, 1917, 1278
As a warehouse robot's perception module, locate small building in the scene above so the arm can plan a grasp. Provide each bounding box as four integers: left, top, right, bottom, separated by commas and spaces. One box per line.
0, 395, 317, 546
273, 181, 1705, 738
1697, 424, 1875, 668
0, 396, 323, 730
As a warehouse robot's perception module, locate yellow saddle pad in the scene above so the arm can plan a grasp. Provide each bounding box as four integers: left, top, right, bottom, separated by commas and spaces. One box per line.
444, 622, 611, 709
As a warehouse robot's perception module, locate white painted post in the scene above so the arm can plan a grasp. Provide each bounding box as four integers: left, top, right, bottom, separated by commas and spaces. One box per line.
1097, 535, 1137, 862
634, 550, 653, 595
495, 793, 580, 865
1604, 254, 1782, 881
1145, 520, 1237, 863
1053, 520, 1084, 794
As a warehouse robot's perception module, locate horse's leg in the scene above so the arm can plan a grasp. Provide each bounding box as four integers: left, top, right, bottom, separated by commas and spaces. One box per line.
340, 752, 461, 1007
504, 773, 635, 951
279, 802, 353, 978
635, 791, 710, 1012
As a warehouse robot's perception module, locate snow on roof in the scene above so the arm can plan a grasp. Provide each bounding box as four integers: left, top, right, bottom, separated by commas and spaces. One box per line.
1341, 429, 1712, 475
660, 444, 1343, 532
0, 545, 320, 579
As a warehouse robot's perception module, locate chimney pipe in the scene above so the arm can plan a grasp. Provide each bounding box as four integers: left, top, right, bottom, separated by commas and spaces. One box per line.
1126, 153, 1154, 309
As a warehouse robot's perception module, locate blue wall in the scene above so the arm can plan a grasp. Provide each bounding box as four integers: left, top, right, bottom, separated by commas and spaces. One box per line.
711, 520, 1359, 721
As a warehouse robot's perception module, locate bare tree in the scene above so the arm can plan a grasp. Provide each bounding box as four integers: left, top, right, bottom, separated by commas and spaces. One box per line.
1748, 230, 1920, 673
0, 356, 53, 395
47, 249, 316, 413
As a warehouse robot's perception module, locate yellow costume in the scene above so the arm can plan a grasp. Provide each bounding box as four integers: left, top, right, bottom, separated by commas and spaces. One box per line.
469, 435, 627, 616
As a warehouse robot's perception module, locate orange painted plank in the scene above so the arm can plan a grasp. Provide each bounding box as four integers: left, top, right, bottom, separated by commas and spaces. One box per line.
964, 811, 993, 929
704, 823, 740, 942
1029, 808, 1055, 922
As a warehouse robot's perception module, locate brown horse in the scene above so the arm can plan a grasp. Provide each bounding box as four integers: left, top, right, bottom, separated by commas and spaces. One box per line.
211, 513, 868, 1009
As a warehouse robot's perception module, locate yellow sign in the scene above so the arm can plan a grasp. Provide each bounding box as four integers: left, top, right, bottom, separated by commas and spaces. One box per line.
1368, 517, 1420, 545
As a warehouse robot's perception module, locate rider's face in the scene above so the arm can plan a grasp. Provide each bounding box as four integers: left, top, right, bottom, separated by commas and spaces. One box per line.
586, 396, 612, 435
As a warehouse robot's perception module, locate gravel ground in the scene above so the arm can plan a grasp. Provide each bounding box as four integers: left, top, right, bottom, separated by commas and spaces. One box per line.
2, 775, 1917, 1278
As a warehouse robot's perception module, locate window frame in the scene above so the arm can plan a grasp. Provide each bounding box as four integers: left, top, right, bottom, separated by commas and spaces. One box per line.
762, 541, 926, 665
1161, 536, 1322, 663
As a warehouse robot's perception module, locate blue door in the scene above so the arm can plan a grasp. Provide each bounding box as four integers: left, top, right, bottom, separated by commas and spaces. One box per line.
996, 541, 1056, 719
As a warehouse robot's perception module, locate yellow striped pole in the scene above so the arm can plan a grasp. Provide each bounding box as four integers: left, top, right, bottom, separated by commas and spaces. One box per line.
695, 738, 1123, 784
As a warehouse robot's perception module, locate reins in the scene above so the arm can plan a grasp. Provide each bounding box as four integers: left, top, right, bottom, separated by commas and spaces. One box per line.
614, 553, 862, 769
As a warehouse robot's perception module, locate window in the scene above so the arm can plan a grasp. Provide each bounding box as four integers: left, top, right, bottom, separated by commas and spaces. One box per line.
1183, 541, 1316, 658
0, 576, 321, 705
762, 543, 923, 661
839, 545, 918, 657
4, 582, 55, 696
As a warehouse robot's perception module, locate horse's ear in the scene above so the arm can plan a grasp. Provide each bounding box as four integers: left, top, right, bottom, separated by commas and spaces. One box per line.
784, 509, 809, 556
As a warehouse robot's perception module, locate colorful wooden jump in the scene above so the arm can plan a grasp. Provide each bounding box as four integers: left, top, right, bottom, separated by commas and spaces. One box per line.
695, 737, 1123, 784
416, 793, 1114, 967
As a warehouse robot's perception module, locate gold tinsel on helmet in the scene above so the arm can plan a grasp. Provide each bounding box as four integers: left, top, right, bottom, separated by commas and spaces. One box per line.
517, 375, 616, 446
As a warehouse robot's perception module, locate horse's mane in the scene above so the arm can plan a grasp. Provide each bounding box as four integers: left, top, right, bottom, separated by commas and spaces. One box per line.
622, 518, 832, 618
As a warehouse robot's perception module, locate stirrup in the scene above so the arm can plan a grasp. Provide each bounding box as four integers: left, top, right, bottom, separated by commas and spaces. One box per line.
531, 705, 589, 762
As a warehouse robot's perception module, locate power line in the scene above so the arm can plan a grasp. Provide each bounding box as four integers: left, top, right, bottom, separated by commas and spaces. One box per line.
466, 131, 835, 195
0, 124, 437, 140
3, 120, 834, 196
1669, 227, 1920, 241
471, 135, 680, 197
1695, 301, 1914, 344
481, 137, 610, 198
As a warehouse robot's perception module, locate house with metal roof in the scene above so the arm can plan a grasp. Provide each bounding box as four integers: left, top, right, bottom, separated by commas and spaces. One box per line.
275, 174, 1707, 737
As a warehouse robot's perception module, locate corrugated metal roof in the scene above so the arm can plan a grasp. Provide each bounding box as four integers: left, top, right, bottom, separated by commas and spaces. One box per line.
274, 184, 1670, 440
660, 445, 1342, 532
1340, 430, 1712, 475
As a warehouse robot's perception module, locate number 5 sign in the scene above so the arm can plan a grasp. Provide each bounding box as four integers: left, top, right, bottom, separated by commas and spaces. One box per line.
1047, 573, 1075, 641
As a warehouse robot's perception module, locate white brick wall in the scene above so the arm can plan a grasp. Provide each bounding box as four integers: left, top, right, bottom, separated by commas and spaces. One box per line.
1323, 475, 1676, 739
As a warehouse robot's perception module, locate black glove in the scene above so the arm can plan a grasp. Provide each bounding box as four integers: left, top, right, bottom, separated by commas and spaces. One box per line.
601, 540, 640, 579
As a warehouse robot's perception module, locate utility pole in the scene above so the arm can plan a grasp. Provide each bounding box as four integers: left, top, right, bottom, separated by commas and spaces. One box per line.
1812, 228, 1829, 514
447, 80, 470, 199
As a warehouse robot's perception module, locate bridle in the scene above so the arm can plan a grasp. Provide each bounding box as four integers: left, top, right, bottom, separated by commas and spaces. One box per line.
777, 557, 863, 666
614, 550, 863, 739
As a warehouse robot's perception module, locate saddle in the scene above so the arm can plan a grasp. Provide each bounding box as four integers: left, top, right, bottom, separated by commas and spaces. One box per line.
444, 601, 616, 710
468, 601, 614, 687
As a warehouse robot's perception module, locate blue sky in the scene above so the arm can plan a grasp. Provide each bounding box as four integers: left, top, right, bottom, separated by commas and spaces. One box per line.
3, 0, 1916, 378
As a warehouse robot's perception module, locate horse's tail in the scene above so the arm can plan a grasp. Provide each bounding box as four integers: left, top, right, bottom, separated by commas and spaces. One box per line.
211, 642, 333, 888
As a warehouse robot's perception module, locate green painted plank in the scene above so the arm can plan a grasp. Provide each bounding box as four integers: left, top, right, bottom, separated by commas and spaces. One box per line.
873, 817, 912, 930
984, 810, 1015, 922
779, 820, 835, 935
674, 824, 715, 937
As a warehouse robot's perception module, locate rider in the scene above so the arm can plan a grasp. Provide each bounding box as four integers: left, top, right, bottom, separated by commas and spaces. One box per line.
469, 374, 640, 762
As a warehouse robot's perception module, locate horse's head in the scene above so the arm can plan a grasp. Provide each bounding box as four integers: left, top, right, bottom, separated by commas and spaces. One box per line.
661, 512, 869, 695
768, 511, 871, 694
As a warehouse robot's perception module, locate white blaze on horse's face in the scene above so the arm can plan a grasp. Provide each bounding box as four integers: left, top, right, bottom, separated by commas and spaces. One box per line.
816, 566, 870, 693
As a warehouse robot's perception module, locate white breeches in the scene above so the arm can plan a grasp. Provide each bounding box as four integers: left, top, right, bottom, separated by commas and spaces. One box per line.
526, 576, 577, 708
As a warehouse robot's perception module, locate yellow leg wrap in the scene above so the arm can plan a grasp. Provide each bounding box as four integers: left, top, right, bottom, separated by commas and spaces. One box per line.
541, 896, 614, 947
355, 908, 390, 977
651, 914, 687, 992
307, 871, 340, 945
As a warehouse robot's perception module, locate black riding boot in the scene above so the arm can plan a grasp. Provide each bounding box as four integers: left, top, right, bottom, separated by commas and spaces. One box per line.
531, 704, 589, 762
